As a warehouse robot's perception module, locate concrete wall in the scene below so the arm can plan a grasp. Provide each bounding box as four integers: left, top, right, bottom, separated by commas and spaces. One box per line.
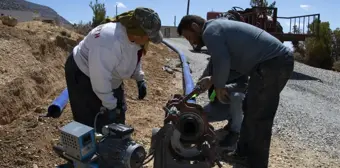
0, 9, 62, 26
161, 26, 180, 38
0, 9, 35, 22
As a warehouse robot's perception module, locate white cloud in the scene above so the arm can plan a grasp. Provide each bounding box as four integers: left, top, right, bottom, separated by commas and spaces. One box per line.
116, 2, 127, 8
300, 4, 311, 11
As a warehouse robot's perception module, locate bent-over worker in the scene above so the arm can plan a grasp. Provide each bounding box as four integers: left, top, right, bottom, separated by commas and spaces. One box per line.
64, 7, 163, 132
177, 15, 294, 168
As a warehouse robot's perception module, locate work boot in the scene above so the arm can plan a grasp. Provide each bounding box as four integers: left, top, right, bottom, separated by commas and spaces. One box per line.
219, 131, 239, 152
223, 151, 249, 167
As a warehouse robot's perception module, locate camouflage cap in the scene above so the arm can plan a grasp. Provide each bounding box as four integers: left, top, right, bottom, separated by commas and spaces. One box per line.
134, 7, 163, 44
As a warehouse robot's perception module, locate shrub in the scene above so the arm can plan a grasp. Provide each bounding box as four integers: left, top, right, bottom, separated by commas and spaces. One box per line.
73, 21, 92, 35
333, 61, 340, 72
304, 21, 334, 69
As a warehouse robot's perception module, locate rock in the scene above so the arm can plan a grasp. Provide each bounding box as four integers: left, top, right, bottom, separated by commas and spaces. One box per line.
162, 65, 174, 74
60, 30, 71, 37
1, 16, 18, 27
42, 19, 55, 25
155, 88, 162, 96
55, 35, 77, 52
34, 107, 46, 113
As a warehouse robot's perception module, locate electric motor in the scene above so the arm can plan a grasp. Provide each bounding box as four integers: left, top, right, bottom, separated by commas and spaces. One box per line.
97, 123, 146, 168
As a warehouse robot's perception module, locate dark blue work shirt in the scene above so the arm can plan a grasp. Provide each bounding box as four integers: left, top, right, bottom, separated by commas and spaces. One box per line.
202, 18, 291, 88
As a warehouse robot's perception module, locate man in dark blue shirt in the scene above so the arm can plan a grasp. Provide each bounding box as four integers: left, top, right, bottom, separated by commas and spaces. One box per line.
177, 15, 294, 168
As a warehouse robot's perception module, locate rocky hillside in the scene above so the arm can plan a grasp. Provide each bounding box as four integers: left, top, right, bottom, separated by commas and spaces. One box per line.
0, 0, 71, 26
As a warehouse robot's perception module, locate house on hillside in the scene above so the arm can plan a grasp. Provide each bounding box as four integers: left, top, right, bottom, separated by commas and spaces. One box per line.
0, 9, 62, 26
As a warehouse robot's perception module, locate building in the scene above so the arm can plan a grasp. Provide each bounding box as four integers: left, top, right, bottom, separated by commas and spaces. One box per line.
0, 9, 62, 26
0, 9, 36, 22
160, 26, 180, 38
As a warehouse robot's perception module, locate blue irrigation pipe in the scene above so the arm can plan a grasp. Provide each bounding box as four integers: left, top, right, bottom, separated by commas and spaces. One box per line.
162, 40, 196, 103
46, 88, 69, 118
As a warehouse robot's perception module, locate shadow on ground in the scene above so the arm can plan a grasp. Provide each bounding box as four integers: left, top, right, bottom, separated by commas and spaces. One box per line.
290, 71, 322, 82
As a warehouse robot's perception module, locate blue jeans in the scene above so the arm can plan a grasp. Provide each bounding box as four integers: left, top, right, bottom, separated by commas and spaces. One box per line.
229, 92, 245, 132
205, 85, 246, 133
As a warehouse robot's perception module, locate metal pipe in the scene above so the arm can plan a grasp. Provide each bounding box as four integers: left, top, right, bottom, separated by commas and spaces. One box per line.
278, 13, 320, 19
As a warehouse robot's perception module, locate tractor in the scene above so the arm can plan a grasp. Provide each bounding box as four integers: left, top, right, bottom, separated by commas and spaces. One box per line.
192, 6, 321, 52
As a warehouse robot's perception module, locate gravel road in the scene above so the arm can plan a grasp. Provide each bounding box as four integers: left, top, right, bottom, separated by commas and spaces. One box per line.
164, 38, 340, 167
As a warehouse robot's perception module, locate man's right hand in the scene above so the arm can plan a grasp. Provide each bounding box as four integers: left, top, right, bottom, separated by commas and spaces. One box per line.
196, 76, 213, 92
100, 106, 121, 121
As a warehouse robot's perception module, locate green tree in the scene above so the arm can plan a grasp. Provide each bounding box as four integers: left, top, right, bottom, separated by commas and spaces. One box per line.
89, 0, 106, 28
304, 21, 333, 69
249, 0, 276, 15
250, 0, 267, 7
292, 25, 301, 34
333, 28, 340, 61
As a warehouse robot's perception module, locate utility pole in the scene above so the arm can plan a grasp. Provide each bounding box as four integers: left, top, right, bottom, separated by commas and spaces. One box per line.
115, 4, 118, 16
174, 16, 176, 26
186, 0, 190, 15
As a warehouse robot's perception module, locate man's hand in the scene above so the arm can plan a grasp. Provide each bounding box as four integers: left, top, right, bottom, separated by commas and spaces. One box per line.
215, 87, 230, 104
100, 106, 121, 120
137, 80, 147, 99
196, 76, 213, 92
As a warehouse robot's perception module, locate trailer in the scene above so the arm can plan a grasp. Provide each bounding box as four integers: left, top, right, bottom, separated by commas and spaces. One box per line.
192, 6, 320, 51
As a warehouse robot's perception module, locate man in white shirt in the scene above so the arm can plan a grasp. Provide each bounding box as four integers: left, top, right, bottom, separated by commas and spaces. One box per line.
64, 7, 163, 132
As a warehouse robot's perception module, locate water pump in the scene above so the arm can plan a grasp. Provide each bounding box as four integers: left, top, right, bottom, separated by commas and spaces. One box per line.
54, 122, 146, 168
97, 123, 146, 168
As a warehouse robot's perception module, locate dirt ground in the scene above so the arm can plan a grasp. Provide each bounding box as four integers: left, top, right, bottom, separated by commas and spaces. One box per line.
0, 21, 183, 168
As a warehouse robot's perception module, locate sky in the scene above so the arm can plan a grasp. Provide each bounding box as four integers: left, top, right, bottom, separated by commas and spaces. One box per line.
27, 0, 340, 48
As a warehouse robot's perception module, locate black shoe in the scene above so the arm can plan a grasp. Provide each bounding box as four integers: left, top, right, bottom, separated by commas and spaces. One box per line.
223, 151, 249, 167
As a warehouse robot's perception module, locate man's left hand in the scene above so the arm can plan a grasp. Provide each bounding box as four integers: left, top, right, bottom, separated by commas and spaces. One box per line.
137, 80, 147, 99
215, 87, 230, 104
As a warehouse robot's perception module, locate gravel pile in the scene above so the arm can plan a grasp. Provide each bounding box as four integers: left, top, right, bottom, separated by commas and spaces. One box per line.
164, 38, 340, 167
0, 0, 71, 26
274, 61, 340, 158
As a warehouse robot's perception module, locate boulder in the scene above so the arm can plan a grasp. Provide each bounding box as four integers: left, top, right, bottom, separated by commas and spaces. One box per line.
1, 16, 18, 27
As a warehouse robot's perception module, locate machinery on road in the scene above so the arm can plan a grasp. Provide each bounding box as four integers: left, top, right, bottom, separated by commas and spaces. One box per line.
192, 6, 321, 51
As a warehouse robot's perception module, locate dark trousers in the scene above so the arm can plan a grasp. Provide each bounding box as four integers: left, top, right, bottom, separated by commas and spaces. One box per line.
64, 53, 127, 133
236, 54, 294, 168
